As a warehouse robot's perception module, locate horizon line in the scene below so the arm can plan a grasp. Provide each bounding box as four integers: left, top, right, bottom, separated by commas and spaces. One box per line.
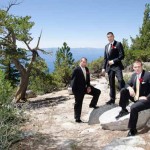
42, 47, 104, 49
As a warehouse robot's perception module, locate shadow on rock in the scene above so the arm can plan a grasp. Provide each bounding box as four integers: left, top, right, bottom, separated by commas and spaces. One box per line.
10, 132, 85, 150
14, 96, 68, 110
88, 104, 118, 125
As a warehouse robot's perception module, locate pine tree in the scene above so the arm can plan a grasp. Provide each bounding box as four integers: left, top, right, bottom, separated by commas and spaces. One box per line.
131, 4, 150, 50
122, 38, 129, 51
54, 42, 74, 86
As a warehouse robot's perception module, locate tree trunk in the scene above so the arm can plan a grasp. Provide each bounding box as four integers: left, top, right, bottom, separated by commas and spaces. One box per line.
14, 73, 30, 102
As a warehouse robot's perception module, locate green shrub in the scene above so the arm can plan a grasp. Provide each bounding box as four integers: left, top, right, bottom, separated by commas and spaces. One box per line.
88, 57, 104, 73
29, 58, 58, 94
115, 73, 131, 91
123, 49, 150, 67
29, 73, 57, 95
0, 70, 23, 150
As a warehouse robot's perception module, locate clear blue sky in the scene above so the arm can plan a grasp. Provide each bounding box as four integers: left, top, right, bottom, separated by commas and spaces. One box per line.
0, 0, 149, 48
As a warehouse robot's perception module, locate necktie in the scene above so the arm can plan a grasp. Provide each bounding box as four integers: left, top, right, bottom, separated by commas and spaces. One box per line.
109, 44, 112, 54
134, 75, 140, 101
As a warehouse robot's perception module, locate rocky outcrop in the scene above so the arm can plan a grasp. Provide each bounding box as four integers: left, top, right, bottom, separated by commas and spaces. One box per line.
99, 106, 150, 131
102, 136, 146, 150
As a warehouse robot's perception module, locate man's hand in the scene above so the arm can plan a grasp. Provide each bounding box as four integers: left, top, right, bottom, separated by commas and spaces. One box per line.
101, 69, 105, 76
108, 60, 114, 65
87, 87, 91, 93
128, 87, 135, 97
139, 96, 147, 100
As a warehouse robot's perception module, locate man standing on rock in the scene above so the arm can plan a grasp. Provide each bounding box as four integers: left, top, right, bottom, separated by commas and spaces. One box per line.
71, 57, 101, 123
102, 32, 125, 105
116, 60, 150, 136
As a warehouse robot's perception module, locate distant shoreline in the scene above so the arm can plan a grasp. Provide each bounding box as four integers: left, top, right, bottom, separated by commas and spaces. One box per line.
39, 48, 104, 72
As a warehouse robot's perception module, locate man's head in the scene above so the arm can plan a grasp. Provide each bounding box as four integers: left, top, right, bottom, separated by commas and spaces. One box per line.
80, 57, 87, 68
107, 32, 115, 43
133, 60, 143, 74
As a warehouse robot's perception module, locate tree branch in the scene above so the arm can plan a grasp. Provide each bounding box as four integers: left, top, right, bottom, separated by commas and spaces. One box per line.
6, 0, 22, 12
12, 58, 26, 75
38, 48, 52, 55
24, 41, 32, 51
8, 27, 16, 48
35, 30, 42, 50
27, 51, 37, 73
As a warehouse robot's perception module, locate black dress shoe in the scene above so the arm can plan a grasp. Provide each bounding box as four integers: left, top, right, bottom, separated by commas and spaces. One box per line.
127, 129, 137, 136
106, 100, 115, 105
75, 119, 83, 123
115, 109, 129, 119
89, 105, 99, 109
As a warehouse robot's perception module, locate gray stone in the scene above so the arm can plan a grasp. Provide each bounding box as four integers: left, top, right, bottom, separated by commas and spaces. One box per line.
21, 131, 35, 139
80, 128, 97, 135
57, 139, 77, 150
25, 90, 36, 98
99, 106, 150, 131
102, 136, 145, 150
88, 104, 117, 125
102, 145, 144, 150
146, 119, 150, 128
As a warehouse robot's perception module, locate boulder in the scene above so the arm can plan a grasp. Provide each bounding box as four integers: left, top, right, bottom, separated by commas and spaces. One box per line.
88, 104, 117, 125
102, 136, 146, 150
25, 90, 36, 99
99, 105, 150, 131
146, 119, 150, 128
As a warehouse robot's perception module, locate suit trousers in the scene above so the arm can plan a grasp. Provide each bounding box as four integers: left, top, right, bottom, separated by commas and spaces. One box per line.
74, 86, 101, 120
119, 88, 150, 129
128, 99, 150, 129
108, 69, 125, 101
119, 88, 134, 110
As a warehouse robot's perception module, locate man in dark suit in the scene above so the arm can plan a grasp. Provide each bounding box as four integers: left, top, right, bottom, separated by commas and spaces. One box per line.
102, 32, 125, 105
71, 57, 101, 123
115, 60, 150, 136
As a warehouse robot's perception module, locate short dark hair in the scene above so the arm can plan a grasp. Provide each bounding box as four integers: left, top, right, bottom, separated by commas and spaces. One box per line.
80, 57, 87, 62
133, 59, 143, 66
107, 32, 114, 36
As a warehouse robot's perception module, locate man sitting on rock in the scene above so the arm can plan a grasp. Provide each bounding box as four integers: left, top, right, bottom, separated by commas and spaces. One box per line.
116, 60, 150, 136
71, 57, 101, 123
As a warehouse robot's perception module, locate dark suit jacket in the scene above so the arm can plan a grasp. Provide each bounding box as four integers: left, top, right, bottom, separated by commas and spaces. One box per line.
126, 70, 150, 100
102, 40, 124, 73
71, 66, 90, 95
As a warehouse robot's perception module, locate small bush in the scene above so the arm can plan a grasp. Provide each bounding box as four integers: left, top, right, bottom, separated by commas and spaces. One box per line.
29, 73, 58, 95
88, 57, 104, 73
123, 49, 150, 67
0, 70, 24, 150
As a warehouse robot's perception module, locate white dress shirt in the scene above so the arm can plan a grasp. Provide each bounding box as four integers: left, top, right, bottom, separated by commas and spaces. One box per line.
108, 41, 114, 53
80, 65, 86, 80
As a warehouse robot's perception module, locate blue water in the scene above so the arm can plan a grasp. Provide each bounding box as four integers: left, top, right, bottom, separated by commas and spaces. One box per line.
39, 48, 104, 72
